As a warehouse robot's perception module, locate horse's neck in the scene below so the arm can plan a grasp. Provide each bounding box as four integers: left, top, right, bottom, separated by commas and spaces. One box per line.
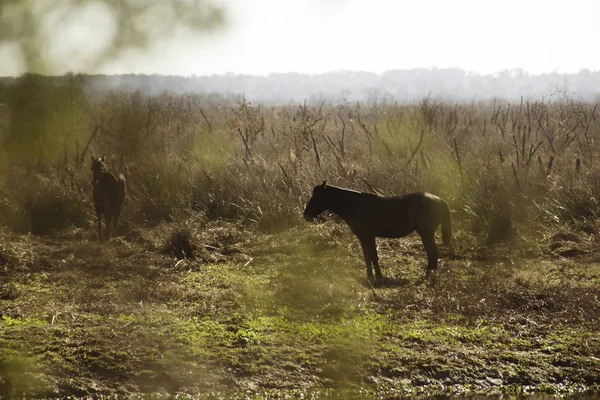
93, 166, 109, 183
328, 188, 364, 218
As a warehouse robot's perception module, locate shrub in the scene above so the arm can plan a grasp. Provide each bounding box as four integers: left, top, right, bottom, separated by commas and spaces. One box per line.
162, 225, 196, 259
0, 172, 90, 235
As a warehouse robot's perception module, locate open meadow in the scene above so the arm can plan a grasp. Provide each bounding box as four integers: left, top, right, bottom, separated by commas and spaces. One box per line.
1, 75, 600, 398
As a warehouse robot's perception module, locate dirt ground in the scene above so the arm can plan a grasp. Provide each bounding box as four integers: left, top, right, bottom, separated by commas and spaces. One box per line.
1, 219, 600, 398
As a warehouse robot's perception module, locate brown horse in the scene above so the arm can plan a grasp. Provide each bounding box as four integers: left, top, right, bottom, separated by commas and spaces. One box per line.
303, 181, 451, 282
91, 155, 126, 242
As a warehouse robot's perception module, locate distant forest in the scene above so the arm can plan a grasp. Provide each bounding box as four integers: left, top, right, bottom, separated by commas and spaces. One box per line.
1, 68, 600, 104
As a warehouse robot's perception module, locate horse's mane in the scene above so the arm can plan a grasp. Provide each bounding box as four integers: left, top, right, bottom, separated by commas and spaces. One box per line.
326, 184, 378, 198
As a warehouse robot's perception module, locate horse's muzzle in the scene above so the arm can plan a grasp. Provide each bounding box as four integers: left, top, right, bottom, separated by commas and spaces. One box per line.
303, 212, 315, 222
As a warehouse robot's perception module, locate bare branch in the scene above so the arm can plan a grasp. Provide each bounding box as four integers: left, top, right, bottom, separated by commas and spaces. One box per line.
406, 129, 425, 167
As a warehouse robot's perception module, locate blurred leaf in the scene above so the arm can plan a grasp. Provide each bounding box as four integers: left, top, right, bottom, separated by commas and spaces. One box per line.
0, 0, 225, 74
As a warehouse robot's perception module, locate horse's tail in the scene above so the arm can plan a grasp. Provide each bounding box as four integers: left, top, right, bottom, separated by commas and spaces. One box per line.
440, 200, 452, 245
118, 173, 126, 200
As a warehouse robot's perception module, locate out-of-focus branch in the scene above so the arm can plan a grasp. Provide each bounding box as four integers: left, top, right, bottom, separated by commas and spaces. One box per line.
0, 0, 225, 75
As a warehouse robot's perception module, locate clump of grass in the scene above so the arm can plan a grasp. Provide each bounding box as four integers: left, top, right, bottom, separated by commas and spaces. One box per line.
22, 185, 89, 235
0, 172, 90, 235
0, 243, 18, 269
547, 172, 600, 221
486, 215, 515, 244
128, 156, 202, 224
161, 224, 197, 259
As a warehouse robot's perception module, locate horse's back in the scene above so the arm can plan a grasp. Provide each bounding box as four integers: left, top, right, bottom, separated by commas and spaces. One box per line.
366, 192, 447, 238
391, 191, 441, 202
94, 172, 126, 212
382, 192, 443, 212
402, 192, 449, 234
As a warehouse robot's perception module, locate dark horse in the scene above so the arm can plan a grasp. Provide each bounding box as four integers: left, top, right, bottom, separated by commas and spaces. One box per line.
91, 155, 126, 242
303, 181, 451, 282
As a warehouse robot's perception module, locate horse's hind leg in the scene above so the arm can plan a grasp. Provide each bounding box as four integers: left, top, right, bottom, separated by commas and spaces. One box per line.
360, 238, 379, 281
419, 230, 439, 277
96, 211, 103, 242
113, 206, 122, 237
105, 213, 113, 240
370, 243, 383, 282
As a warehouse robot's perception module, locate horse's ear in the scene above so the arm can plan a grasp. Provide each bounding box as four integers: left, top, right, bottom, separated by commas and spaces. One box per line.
101, 155, 106, 162
321, 180, 327, 187
92, 154, 96, 161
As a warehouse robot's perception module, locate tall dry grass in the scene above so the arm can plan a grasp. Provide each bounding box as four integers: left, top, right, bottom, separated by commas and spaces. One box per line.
0, 75, 598, 239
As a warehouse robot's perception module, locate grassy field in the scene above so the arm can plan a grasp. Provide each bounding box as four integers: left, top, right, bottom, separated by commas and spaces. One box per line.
1, 75, 600, 398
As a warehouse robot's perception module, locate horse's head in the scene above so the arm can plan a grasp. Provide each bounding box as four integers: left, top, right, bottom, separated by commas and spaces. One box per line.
91, 155, 107, 182
303, 181, 329, 221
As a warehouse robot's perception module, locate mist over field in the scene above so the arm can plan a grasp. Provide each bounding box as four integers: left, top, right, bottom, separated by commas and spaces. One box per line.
2, 68, 597, 104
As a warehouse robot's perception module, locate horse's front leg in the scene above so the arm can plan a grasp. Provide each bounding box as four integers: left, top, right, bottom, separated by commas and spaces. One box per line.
359, 237, 379, 282
419, 230, 439, 277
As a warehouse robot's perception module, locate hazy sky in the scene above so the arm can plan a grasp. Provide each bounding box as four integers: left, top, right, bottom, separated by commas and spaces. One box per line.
172, 0, 600, 76
2, 0, 600, 76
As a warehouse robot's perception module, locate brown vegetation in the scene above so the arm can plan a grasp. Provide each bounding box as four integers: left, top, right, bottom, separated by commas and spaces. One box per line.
0, 76, 598, 237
